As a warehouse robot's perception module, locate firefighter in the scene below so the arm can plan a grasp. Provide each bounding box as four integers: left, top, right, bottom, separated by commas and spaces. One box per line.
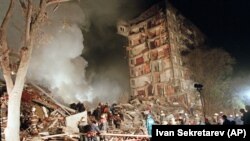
107, 111, 113, 127
113, 113, 122, 129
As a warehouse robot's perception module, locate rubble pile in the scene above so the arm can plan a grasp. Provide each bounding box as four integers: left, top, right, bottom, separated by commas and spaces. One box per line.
0, 84, 80, 141
1, 83, 202, 141
19, 85, 76, 140
119, 96, 200, 133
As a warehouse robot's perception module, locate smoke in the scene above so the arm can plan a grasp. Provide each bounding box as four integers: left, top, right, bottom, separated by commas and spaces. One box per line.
27, 3, 92, 104
28, 24, 92, 103
79, 0, 162, 105
1, 0, 162, 106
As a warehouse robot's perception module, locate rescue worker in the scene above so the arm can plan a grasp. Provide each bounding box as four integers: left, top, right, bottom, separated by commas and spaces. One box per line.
107, 111, 113, 127
99, 115, 107, 130
86, 120, 101, 141
146, 114, 154, 136
160, 111, 165, 125
113, 113, 122, 129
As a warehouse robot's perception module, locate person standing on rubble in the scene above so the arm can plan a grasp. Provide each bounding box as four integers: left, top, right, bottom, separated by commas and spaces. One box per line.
107, 111, 113, 127
78, 117, 86, 141
243, 105, 250, 125
99, 114, 108, 132
113, 112, 122, 129
160, 111, 165, 125
99, 114, 108, 141
93, 106, 102, 121
146, 114, 154, 136
87, 120, 101, 141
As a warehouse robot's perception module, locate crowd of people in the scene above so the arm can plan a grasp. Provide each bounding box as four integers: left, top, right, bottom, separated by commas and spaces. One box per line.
155, 105, 250, 126
77, 102, 124, 141
76, 102, 250, 141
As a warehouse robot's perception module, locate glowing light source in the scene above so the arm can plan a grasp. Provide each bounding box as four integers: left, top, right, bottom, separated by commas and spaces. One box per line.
241, 88, 250, 102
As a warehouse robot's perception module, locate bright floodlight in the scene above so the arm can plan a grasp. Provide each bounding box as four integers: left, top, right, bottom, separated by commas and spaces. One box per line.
239, 88, 250, 103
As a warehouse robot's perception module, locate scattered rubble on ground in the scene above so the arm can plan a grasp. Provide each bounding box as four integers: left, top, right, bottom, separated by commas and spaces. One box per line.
1, 83, 202, 141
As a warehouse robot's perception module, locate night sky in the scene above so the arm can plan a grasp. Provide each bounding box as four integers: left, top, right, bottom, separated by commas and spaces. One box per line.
170, 0, 250, 74
83, 0, 250, 85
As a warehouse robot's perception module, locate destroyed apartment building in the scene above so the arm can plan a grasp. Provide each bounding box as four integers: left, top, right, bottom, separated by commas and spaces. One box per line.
117, 0, 205, 110
0, 1, 207, 141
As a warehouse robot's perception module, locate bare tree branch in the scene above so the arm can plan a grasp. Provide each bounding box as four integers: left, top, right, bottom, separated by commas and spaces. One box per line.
1, 0, 14, 32
52, 4, 60, 13
19, 0, 27, 10
0, 0, 15, 94
46, 0, 77, 7
25, 0, 33, 42
29, 0, 47, 29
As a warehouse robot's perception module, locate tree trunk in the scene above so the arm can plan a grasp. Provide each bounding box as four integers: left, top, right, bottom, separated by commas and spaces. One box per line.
5, 57, 32, 141
5, 39, 33, 141
5, 90, 22, 141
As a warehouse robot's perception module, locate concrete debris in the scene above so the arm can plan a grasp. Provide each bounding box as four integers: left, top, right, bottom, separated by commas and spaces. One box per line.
0, 83, 203, 141
129, 98, 141, 106
121, 104, 135, 111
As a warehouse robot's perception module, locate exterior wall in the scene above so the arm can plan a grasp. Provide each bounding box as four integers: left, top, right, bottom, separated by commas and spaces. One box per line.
117, 0, 204, 107
165, 3, 204, 106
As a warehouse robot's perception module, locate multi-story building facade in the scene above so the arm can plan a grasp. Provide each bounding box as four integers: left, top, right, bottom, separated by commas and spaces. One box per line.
117, 0, 204, 107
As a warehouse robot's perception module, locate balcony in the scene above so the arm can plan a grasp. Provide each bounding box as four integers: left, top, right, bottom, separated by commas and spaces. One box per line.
129, 36, 147, 47
149, 44, 170, 59
131, 63, 151, 78
147, 17, 165, 29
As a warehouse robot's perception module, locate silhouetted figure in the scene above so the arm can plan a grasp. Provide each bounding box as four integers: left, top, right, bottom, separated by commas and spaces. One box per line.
77, 102, 86, 112
244, 105, 250, 125
222, 115, 231, 125
70, 103, 77, 110
86, 120, 100, 141
93, 106, 102, 121
113, 113, 122, 129
205, 118, 211, 125
240, 108, 247, 124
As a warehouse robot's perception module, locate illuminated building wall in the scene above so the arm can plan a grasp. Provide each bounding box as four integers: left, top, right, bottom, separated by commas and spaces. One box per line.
117, 0, 204, 106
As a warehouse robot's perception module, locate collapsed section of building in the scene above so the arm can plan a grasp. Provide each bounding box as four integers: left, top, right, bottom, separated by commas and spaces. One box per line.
0, 0, 208, 140
0, 82, 88, 141
117, 0, 205, 111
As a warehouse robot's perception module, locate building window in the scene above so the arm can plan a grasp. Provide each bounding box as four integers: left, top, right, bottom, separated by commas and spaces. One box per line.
129, 50, 133, 56
120, 27, 124, 32
136, 56, 144, 65
130, 59, 134, 65
137, 90, 145, 96
131, 80, 135, 86
131, 69, 134, 76
157, 85, 164, 96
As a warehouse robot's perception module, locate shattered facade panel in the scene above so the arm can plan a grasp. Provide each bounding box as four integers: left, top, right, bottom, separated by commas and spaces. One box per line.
118, 0, 204, 106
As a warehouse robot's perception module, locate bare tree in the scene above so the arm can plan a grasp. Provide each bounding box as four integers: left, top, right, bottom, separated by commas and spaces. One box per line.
183, 47, 235, 114
0, 0, 75, 140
